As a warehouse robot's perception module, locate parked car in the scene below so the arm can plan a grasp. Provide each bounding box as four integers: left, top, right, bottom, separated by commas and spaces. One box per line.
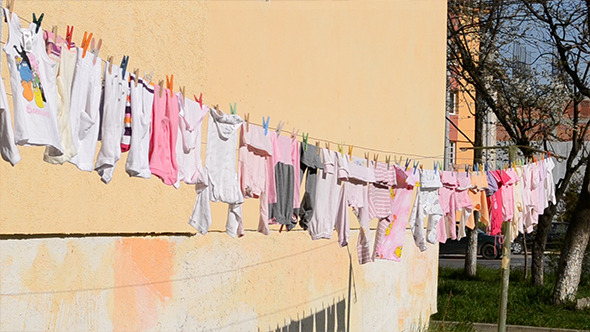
439, 229, 503, 260
511, 222, 568, 254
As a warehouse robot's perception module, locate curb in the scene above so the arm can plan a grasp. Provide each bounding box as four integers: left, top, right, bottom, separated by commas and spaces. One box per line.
430, 321, 590, 332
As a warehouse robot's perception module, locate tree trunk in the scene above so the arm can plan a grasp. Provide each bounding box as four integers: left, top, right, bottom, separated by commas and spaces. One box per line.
463, 85, 485, 278
531, 205, 557, 286
553, 164, 590, 304
464, 212, 479, 277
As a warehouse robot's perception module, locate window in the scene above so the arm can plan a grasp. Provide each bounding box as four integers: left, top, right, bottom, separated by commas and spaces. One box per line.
448, 142, 457, 165
449, 91, 458, 115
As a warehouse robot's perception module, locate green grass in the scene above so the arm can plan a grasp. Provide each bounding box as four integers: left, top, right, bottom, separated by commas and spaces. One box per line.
432, 266, 590, 330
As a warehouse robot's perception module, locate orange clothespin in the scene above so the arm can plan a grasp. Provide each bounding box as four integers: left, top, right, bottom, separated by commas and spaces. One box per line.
245, 113, 250, 132
158, 80, 164, 98
166, 75, 174, 98
194, 93, 203, 109
348, 145, 353, 158
373, 154, 379, 168
80, 31, 93, 58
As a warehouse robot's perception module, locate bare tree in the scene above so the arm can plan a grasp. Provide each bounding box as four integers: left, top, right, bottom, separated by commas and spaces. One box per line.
524, 0, 590, 303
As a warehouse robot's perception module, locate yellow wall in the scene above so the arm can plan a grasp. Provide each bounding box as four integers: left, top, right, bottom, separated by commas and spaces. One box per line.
0, 1, 447, 331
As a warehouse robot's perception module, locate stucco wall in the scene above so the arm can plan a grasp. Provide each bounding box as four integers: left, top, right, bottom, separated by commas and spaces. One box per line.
0, 0, 446, 331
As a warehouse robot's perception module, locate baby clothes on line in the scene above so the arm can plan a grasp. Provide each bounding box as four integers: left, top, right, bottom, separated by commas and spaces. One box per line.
369, 161, 396, 261
43, 39, 78, 164
189, 109, 244, 237
68, 47, 103, 172
307, 149, 344, 241
174, 94, 208, 186
238, 123, 273, 235
501, 169, 516, 222
438, 171, 457, 242
3, 8, 62, 154
512, 166, 525, 240
408, 169, 443, 251
125, 78, 154, 178
487, 170, 504, 236
95, 63, 129, 184
0, 8, 20, 166
455, 171, 474, 240
374, 166, 417, 262
298, 144, 323, 230
466, 170, 490, 229
545, 158, 557, 206
149, 85, 179, 186
335, 154, 375, 265
268, 133, 300, 231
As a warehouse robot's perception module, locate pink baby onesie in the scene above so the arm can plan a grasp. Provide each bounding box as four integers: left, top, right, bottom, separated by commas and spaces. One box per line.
487, 170, 504, 236
502, 169, 517, 223
455, 172, 474, 240
335, 154, 376, 265
149, 85, 179, 186
369, 161, 397, 261
408, 169, 443, 251
374, 166, 417, 262
268, 133, 300, 230
438, 171, 457, 242
238, 124, 273, 235
307, 149, 344, 240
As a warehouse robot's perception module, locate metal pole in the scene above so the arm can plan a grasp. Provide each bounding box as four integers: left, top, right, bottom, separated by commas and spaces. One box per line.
498, 146, 516, 332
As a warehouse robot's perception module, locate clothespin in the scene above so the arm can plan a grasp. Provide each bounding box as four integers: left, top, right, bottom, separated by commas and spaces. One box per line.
276, 121, 285, 135
413, 160, 419, 174
364, 152, 370, 167
51, 26, 57, 41
229, 102, 237, 115
302, 132, 309, 151
107, 56, 113, 75
405, 158, 411, 171
373, 154, 379, 168
213, 104, 222, 116
548, 151, 552, 158
262, 116, 270, 136
325, 142, 330, 151
32, 13, 44, 33
158, 80, 164, 98
6, 0, 14, 16
385, 155, 391, 169
337, 143, 343, 154
465, 164, 469, 174
434, 161, 438, 174
144, 70, 153, 84
290, 128, 299, 139
420, 164, 424, 171
244, 113, 250, 132
133, 69, 139, 87
120, 55, 129, 78
165, 74, 173, 97
65, 25, 74, 50
315, 141, 320, 155
194, 93, 203, 109
179, 86, 185, 98
81, 31, 93, 58
90, 38, 101, 65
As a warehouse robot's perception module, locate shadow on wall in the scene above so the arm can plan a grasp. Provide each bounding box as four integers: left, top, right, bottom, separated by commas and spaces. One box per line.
264, 298, 346, 332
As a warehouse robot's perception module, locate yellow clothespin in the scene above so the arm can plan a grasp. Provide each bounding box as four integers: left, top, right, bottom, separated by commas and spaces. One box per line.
348, 145, 353, 158
337, 143, 343, 154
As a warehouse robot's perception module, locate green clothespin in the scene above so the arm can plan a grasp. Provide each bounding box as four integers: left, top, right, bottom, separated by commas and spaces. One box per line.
230, 102, 237, 115
302, 132, 309, 151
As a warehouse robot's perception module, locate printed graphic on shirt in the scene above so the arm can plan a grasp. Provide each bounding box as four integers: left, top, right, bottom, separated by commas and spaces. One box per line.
14, 45, 46, 109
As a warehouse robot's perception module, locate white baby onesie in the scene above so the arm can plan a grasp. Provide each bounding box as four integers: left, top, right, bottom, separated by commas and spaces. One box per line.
189, 109, 244, 237
0, 8, 20, 165
408, 169, 443, 251
174, 95, 207, 187
125, 78, 154, 178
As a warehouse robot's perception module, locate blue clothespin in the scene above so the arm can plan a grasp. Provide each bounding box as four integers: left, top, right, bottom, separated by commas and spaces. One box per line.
262, 116, 270, 136
230, 102, 237, 115
434, 161, 439, 174
405, 158, 411, 171
302, 132, 309, 151
413, 161, 420, 174
120, 55, 129, 78
32, 13, 44, 33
